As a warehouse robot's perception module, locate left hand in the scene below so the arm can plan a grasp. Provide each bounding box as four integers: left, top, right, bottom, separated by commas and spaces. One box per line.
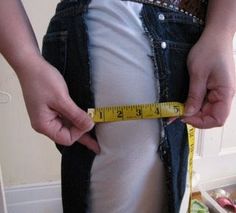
182, 29, 235, 128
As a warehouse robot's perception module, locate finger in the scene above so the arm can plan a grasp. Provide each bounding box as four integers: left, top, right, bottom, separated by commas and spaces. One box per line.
182, 112, 225, 129
36, 111, 99, 151
55, 96, 94, 132
33, 111, 75, 146
184, 74, 207, 117
78, 133, 100, 154
182, 94, 231, 128
181, 112, 218, 129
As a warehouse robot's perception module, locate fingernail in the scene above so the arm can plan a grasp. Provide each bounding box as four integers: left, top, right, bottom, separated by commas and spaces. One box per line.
184, 106, 195, 116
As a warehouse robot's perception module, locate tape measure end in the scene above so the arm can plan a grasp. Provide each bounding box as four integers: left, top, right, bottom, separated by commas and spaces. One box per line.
87, 108, 95, 119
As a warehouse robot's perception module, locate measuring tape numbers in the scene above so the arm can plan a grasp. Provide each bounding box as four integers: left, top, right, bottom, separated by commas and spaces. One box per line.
88, 102, 195, 212
88, 102, 184, 123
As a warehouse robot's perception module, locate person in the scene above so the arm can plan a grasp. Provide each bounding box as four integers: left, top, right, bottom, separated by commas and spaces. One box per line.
0, 0, 235, 212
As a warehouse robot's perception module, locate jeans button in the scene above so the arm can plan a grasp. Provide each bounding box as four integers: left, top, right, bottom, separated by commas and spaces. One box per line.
158, 13, 165, 21
161, 41, 167, 49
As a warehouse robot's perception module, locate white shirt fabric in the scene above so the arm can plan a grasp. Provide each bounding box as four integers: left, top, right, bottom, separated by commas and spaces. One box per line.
85, 1, 170, 212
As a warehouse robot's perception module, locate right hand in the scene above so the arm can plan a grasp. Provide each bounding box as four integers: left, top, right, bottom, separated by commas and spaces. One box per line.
17, 56, 100, 154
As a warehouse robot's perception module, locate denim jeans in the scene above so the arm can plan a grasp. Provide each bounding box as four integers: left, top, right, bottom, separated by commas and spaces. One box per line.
42, 1, 205, 212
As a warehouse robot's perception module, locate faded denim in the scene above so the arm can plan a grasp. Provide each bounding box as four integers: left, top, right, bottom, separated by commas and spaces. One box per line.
42, 0, 205, 212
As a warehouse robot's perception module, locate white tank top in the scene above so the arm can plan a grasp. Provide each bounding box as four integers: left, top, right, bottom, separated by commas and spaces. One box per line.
85, 1, 187, 212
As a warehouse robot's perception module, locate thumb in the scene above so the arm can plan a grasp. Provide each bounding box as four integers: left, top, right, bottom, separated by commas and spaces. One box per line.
184, 75, 207, 116
57, 96, 95, 133
55, 96, 100, 153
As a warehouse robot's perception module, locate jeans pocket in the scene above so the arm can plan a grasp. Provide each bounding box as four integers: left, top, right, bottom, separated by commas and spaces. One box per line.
42, 31, 68, 76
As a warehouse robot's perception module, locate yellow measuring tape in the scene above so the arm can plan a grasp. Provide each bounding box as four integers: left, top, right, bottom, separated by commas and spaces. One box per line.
88, 102, 195, 212
187, 124, 195, 212
88, 102, 184, 122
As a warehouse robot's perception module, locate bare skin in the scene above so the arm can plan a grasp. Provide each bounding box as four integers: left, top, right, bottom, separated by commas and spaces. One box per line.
183, 0, 236, 128
0, 0, 235, 152
0, 0, 99, 153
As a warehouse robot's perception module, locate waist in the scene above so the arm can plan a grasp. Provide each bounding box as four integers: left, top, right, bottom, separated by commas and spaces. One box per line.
130, 0, 208, 23
60, 0, 208, 23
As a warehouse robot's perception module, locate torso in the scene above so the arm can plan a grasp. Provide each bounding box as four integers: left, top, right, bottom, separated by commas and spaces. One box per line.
86, 1, 167, 212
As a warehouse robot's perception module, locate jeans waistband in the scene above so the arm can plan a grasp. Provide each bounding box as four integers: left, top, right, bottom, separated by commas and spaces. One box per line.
123, 0, 207, 23
60, 0, 207, 23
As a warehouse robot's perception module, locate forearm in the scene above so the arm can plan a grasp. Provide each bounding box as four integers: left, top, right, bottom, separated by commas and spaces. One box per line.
205, 0, 236, 40
0, 0, 42, 76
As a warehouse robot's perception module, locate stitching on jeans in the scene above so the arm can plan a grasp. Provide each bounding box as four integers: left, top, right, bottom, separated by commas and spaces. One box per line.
140, 5, 179, 213
122, 0, 204, 24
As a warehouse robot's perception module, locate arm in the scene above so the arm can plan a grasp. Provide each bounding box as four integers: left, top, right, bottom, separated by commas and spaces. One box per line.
183, 0, 236, 128
0, 0, 40, 73
0, 0, 100, 153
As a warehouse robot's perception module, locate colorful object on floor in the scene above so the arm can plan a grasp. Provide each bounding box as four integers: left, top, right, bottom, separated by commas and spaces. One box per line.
191, 199, 210, 213
211, 189, 230, 200
216, 197, 236, 212
210, 188, 236, 212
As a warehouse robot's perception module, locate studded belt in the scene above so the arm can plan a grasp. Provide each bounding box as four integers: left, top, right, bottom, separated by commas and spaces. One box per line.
125, 0, 208, 24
